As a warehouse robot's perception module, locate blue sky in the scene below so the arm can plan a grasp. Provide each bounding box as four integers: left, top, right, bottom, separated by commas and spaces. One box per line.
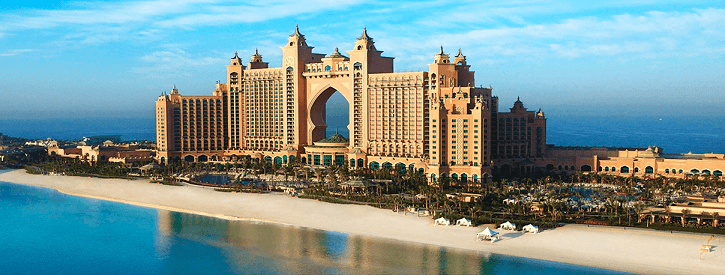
1, 0, 724, 120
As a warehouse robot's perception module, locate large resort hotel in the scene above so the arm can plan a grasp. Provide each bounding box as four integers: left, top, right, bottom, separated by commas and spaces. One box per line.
155, 26, 725, 182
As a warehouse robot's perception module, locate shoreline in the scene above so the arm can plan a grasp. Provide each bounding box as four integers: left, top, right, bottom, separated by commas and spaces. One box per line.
1, 169, 723, 274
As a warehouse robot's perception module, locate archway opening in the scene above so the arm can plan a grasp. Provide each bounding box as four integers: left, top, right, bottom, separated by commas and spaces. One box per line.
309, 87, 350, 143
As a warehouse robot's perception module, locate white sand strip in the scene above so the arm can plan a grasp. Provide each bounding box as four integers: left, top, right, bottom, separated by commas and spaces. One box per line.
1, 169, 723, 275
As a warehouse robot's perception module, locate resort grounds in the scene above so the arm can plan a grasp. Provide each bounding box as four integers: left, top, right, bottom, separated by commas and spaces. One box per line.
1, 169, 723, 275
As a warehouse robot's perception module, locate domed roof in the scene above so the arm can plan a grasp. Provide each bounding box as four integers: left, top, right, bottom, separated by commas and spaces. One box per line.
316, 132, 348, 144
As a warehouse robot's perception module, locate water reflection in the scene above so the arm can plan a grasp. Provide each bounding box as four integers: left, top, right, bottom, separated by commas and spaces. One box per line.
156, 210, 486, 274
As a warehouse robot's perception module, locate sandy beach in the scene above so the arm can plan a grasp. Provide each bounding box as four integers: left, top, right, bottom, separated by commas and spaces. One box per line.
1, 169, 723, 274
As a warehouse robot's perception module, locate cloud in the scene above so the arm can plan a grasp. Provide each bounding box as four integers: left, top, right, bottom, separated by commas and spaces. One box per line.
132, 47, 225, 77
1, 0, 360, 34
381, 7, 725, 72
0, 49, 35, 57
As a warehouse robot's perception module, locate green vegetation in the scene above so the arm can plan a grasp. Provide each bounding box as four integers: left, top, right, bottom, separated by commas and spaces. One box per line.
23, 153, 725, 235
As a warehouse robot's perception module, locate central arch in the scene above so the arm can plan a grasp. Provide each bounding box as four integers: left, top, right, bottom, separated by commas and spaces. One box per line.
307, 85, 352, 144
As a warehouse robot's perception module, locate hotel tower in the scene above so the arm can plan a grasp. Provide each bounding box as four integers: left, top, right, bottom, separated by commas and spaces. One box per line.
156, 26, 546, 182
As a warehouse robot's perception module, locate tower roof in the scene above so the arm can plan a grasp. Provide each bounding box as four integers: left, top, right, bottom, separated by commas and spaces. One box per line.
357, 27, 373, 41
290, 24, 304, 38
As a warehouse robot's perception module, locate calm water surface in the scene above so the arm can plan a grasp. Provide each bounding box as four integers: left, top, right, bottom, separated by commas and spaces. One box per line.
0, 174, 631, 274
1, 115, 723, 153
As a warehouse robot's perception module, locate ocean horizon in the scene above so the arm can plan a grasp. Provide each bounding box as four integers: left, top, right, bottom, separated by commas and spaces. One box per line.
0, 175, 631, 275
1, 115, 723, 154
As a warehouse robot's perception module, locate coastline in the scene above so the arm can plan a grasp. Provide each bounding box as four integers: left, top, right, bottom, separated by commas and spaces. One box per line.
1, 169, 723, 274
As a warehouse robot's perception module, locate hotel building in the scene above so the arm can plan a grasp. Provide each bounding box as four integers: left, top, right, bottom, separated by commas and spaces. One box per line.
155, 26, 724, 181
156, 26, 547, 182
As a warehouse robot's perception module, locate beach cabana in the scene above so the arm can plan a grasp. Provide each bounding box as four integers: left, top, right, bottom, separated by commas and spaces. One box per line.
522, 224, 539, 234
456, 218, 472, 227
434, 217, 450, 226
476, 227, 499, 242
499, 221, 516, 230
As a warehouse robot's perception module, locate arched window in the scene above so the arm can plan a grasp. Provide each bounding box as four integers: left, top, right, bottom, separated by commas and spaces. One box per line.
634, 167, 639, 173
691, 169, 700, 174
357, 159, 364, 168
604, 167, 609, 172
665, 169, 670, 174
370, 161, 380, 170
611, 166, 616, 172
645, 166, 653, 174
430, 173, 437, 182
461, 174, 468, 183
581, 165, 592, 172
325, 65, 331, 71
714, 170, 723, 177
702, 169, 711, 175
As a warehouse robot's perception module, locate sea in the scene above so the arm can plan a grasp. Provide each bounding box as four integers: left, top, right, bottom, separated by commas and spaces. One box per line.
1, 115, 723, 154
0, 176, 631, 275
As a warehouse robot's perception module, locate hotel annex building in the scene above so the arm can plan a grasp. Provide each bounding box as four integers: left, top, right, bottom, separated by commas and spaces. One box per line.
156, 27, 725, 182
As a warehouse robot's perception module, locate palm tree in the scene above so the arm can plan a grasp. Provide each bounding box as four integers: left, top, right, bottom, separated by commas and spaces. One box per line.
664, 206, 672, 224
701, 211, 711, 226
711, 212, 720, 228
681, 208, 690, 227
634, 202, 646, 223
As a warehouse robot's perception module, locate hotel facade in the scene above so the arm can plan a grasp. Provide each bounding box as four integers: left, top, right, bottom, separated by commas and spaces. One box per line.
155, 27, 724, 182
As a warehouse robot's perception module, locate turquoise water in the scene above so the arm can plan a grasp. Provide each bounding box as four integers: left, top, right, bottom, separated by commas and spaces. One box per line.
0, 176, 632, 274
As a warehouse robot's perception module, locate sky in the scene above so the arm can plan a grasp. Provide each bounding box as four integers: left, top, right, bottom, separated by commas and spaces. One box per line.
1, 0, 724, 120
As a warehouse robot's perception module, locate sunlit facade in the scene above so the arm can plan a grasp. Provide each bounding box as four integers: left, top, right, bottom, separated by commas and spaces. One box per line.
156, 26, 548, 182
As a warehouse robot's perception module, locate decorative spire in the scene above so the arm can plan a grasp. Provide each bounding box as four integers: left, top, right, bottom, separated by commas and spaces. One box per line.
357, 26, 373, 41
254, 48, 260, 57
456, 48, 463, 57
438, 45, 445, 55
233, 51, 238, 58
516, 96, 521, 102
327, 47, 346, 58
290, 24, 304, 38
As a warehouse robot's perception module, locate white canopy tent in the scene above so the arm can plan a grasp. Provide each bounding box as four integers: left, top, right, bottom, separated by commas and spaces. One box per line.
456, 218, 472, 227
522, 224, 539, 234
499, 221, 516, 230
476, 227, 499, 242
434, 217, 450, 226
